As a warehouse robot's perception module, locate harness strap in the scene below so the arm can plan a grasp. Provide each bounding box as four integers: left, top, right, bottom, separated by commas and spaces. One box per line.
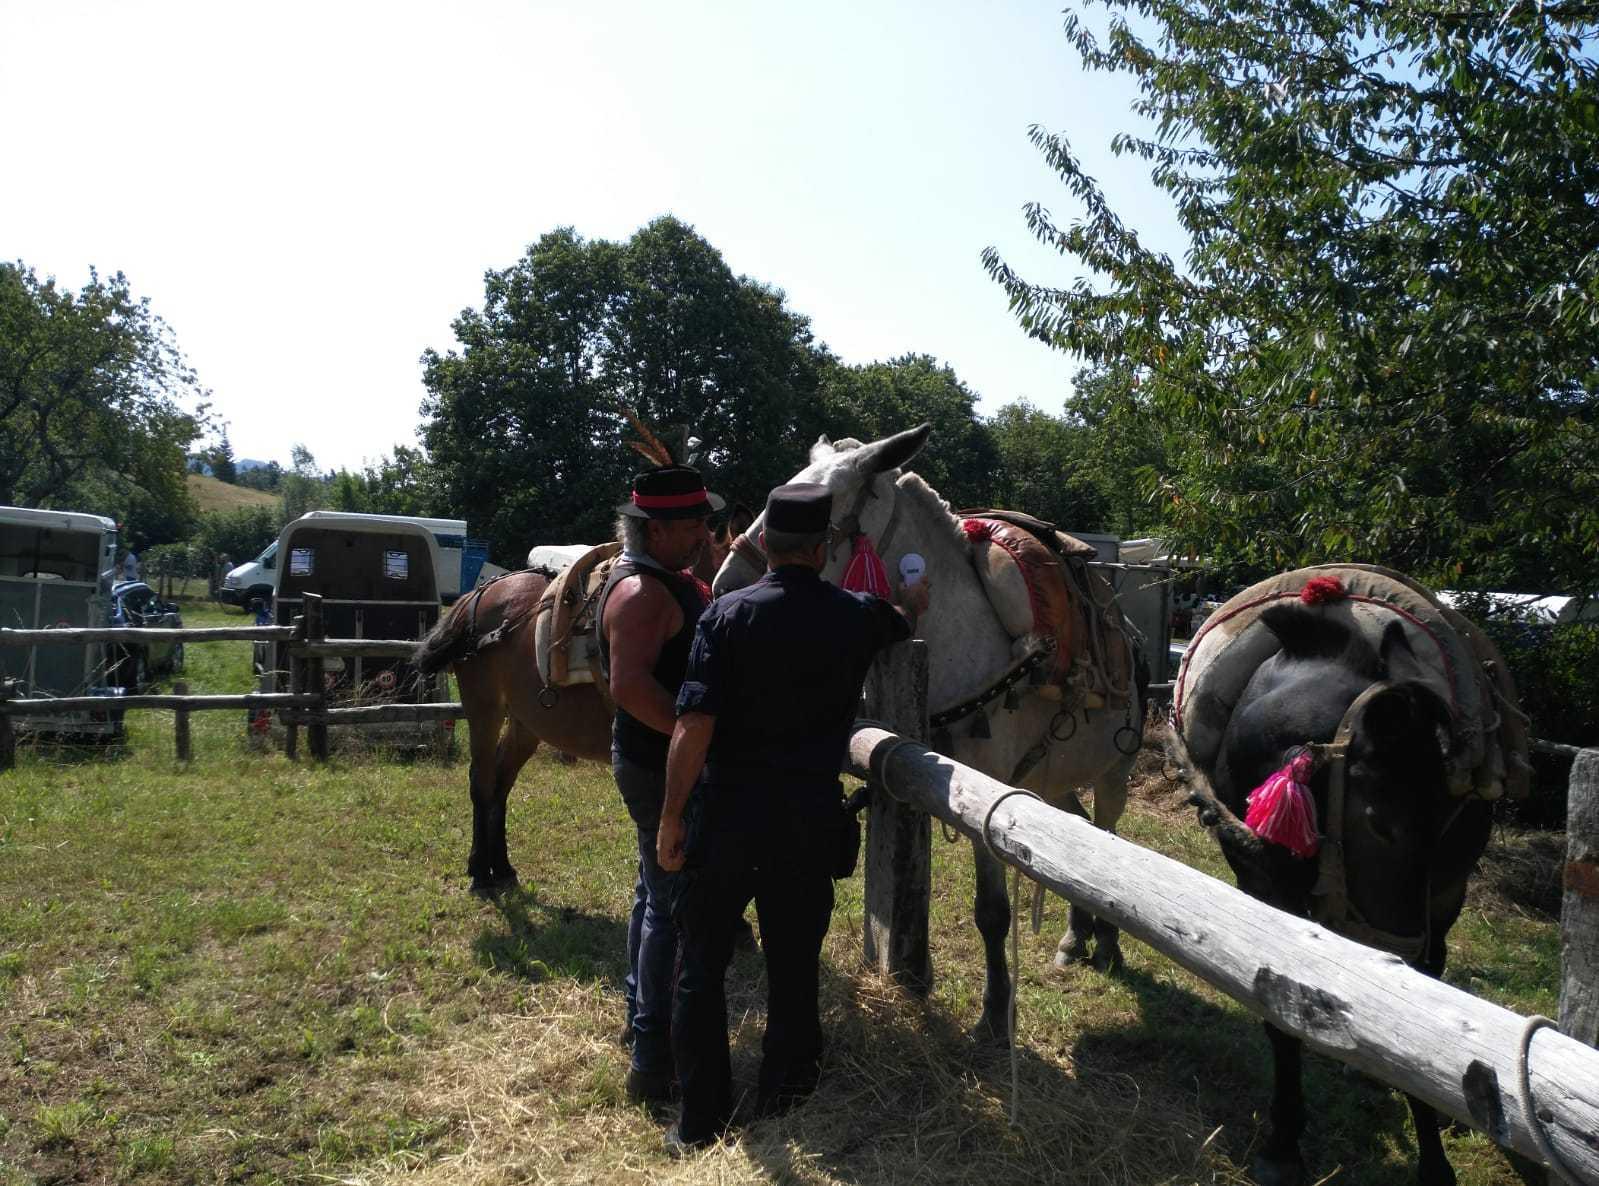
1307, 682, 1430, 963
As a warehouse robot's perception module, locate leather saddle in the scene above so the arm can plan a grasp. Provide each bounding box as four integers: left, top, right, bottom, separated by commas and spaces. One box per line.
533, 541, 621, 689
958, 511, 1133, 709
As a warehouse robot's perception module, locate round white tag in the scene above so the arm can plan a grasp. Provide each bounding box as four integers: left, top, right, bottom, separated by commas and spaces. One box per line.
898, 552, 926, 586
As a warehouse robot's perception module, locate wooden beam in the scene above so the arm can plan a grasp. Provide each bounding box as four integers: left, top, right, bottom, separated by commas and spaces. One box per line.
285, 702, 464, 725
289, 640, 419, 659
863, 641, 932, 995
843, 724, 1599, 1181
0, 625, 295, 646
1563, 749, 1599, 1049
303, 593, 328, 761
0, 693, 320, 713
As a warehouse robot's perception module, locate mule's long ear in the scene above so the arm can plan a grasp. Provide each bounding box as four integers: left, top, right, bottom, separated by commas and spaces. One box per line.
1377, 618, 1431, 685
851, 422, 932, 474
809, 435, 833, 464
1260, 602, 1363, 663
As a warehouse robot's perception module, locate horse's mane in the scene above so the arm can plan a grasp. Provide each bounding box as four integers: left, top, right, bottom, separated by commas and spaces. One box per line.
894, 471, 968, 552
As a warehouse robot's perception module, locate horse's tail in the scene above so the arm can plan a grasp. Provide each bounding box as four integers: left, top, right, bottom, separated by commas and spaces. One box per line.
415, 593, 477, 676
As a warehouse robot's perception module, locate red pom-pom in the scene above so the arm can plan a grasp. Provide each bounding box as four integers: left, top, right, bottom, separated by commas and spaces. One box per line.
1244, 750, 1320, 859
961, 518, 993, 541
1300, 575, 1347, 605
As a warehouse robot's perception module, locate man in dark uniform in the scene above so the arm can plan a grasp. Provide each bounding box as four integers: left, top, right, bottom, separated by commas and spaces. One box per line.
656, 482, 931, 1152
597, 464, 722, 1106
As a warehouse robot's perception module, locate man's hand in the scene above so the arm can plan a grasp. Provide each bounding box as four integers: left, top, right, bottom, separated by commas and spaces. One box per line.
657, 813, 687, 872
898, 576, 931, 619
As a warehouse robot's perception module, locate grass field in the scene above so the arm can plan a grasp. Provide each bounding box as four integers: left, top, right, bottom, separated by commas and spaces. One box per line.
0, 599, 1565, 1185
186, 474, 280, 515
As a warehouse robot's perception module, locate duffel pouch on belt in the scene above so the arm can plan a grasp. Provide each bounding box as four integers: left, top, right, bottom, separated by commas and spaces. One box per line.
833, 787, 871, 879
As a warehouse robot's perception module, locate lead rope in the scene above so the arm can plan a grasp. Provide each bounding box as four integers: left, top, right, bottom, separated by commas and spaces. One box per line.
1518, 1014, 1580, 1186
982, 787, 1044, 1126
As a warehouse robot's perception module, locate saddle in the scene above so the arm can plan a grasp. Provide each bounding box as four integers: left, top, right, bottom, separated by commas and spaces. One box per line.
959, 512, 1133, 709
533, 541, 621, 690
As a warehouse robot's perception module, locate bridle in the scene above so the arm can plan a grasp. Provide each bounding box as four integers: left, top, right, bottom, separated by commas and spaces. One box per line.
1305, 681, 1461, 965
725, 476, 904, 578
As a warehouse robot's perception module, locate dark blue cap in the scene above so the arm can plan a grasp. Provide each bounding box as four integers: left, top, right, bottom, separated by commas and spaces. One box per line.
765, 482, 832, 533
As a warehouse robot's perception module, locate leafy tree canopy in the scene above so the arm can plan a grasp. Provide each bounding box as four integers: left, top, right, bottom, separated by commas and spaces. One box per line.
986, 397, 1111, 532
816, 354, 1001, 509
421, 217, 829, 561
985, 1, 1599, 591
0, 262, 206, 545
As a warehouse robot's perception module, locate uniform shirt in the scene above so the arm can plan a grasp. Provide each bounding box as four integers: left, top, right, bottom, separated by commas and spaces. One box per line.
675, 565, 910, 786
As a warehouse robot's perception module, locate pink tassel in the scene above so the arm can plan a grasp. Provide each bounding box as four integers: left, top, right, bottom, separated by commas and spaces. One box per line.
841, 533, 892, 598
1244, 750, 1320, 859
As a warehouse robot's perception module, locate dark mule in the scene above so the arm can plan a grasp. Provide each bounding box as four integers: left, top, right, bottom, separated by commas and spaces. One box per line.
414, 504, 755, 895
1175, 597, 1497, 1186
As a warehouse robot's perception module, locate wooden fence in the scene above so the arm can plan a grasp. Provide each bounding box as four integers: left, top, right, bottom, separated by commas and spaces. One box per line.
857, 641, 1599, 1184
0, 592, 459, 767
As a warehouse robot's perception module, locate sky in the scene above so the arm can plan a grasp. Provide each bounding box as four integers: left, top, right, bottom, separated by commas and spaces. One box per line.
2, 0, 1182, 472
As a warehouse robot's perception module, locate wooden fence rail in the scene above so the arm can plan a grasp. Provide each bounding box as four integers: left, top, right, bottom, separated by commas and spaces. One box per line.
0, 625, 295, 645
845, 718, 1599, 1181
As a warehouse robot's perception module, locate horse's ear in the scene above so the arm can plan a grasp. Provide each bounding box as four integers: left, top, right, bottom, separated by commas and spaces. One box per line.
1377, 619, 1430, 684
810, 435, 834, 463
1260, 602, 1357, 660
851, 423, 932, 475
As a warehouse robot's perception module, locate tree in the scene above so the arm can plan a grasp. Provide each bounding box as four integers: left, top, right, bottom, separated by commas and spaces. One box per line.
815, 354, 1000, 509
207, 430, 238, 484
422, 218, 829, 561
984, 2, 1599, 591
0, 262, 205, 539
986, 398, 1110, 531
280, 445, 329, 522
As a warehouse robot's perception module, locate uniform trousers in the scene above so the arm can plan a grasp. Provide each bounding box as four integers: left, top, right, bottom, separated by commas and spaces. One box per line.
612, 751, 677, 1079
670, 784, 837, 1142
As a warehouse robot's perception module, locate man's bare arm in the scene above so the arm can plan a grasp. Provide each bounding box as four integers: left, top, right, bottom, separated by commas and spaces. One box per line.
603, 575, 683, 734
657, 711, 716, 872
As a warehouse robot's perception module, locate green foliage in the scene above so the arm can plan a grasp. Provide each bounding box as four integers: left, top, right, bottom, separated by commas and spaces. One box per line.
817, 354, 1000, 509
0, 263, 205, 541
1474, 617, 1599, 826
985, 398, 1109, 530
192, 505, 283, 568
325, 446, 439, 517
234, 460, 283, 493
986, 2, 1599, 590
421, 218, 828, 560
280, 445, 330, 522
205, 430, 237, 484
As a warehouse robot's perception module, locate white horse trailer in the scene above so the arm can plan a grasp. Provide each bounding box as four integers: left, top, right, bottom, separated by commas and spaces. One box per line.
0, 505, 124, 736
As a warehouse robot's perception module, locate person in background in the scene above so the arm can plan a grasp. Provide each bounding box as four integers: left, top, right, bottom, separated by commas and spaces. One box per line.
121, 545, 140, 583
657, 481, 930, 1153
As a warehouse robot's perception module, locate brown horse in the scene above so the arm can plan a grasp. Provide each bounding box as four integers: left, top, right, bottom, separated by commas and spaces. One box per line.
416, 506, 753, 893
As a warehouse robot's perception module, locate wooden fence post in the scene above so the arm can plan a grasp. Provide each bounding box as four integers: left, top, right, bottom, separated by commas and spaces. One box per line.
303, 593, 329, 761
1563, 748, 1599, 1048
862, 639, 932, 995
285, 615, 303, 760
173, 681, 191, 762
0, 679, 15, 772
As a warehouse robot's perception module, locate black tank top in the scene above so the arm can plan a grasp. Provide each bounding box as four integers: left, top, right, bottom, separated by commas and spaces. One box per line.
597, 559, 707, 766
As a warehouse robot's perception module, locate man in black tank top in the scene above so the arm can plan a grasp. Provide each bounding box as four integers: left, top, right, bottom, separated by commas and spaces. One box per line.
597, 464, 722, 1107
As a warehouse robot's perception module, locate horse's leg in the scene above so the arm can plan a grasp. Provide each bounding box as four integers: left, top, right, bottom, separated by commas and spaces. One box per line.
485, 716, 541, 890
1087, 766, 1129, 972
1407, 1093, 1457, 1186
1051, 789, 1098, 968
464, 692, 504, 894
971, 841, 1012, 1043
1254, 1022, 1309, 1186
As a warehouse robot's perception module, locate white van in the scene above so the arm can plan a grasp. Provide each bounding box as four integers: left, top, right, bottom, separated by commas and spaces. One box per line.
222, 512, 503, 607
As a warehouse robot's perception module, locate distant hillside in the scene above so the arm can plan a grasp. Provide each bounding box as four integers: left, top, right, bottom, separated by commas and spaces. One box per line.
187, 473, 280, 514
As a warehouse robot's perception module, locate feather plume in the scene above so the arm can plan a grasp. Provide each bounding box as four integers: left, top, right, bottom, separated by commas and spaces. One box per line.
621, 405, 674, 467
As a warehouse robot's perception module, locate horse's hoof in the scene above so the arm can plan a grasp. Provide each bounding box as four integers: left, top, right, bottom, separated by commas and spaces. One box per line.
1251, 1154, 1307, 1186
1090, 942, 1123, 974
1054, 941, 1091, 969
969, 1014, 1010, 1047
